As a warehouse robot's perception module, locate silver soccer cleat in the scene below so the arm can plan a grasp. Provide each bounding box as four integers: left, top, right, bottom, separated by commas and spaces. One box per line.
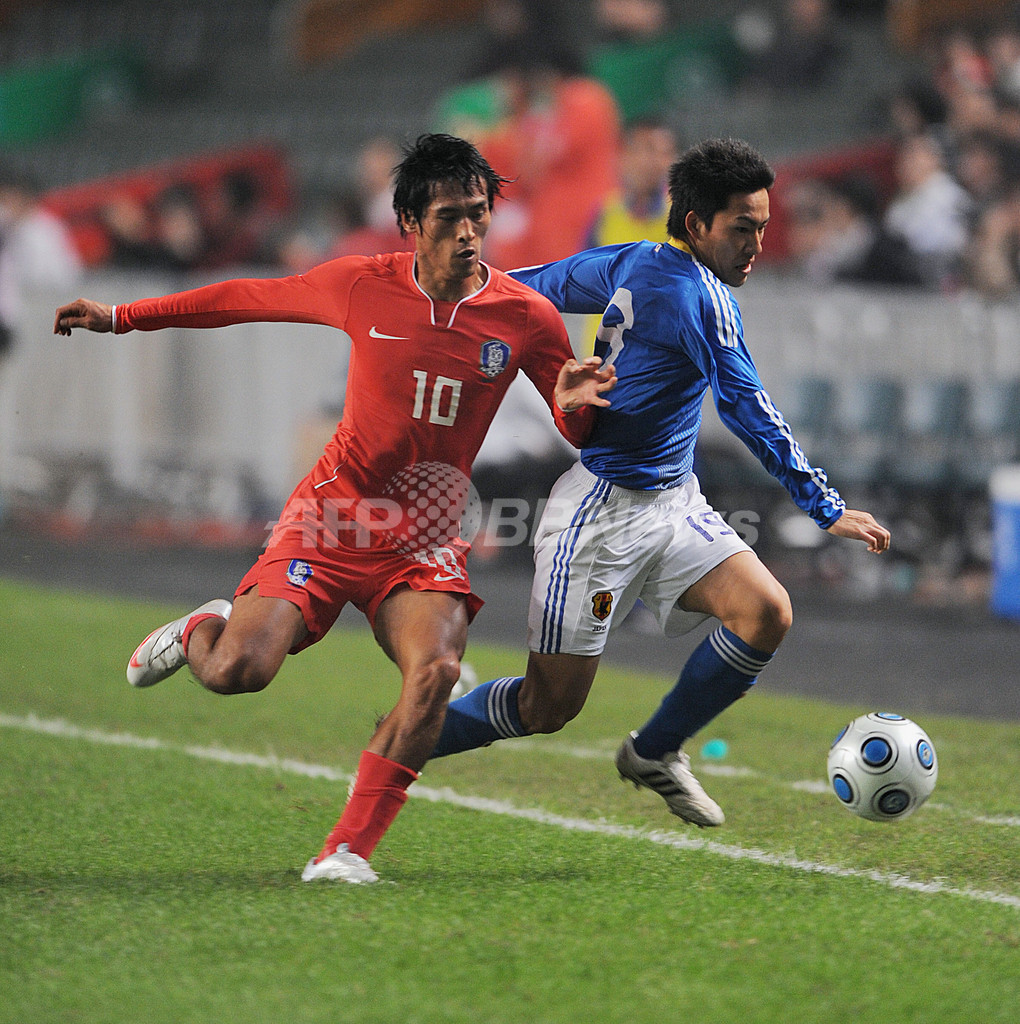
615, 732, 725, 827
126, 599, 232, 687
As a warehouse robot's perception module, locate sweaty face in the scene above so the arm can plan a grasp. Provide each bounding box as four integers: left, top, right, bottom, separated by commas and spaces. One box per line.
686, 189, 770, 288
404, 180, 491, 287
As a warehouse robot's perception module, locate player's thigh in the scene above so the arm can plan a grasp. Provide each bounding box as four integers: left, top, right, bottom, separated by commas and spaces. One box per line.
678, 550, 792, 648
372, 585, 470, 677
215, 587, 308, 678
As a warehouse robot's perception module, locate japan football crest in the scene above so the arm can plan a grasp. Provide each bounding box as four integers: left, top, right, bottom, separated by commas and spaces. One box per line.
480, 339, 510, 378
591, 591, 613, 621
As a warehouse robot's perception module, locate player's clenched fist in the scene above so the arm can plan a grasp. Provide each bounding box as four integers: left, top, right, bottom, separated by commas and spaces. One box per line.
54, 298, 114, 336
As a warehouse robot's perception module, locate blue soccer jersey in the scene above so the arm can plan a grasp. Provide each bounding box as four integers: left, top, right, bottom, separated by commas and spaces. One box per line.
511, 240, 846, 528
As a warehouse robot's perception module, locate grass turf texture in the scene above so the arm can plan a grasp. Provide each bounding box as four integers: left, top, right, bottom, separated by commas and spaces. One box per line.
1, 578, 1018, 1024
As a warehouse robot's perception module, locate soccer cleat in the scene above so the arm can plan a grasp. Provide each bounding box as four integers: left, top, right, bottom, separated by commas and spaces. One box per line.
615, 732, 725, 827
301, 845, 379, 884
126, 599, 232, 687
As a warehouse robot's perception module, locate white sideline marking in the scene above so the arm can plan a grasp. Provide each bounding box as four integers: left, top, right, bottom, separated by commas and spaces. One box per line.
2, 711, 1018, 910
505, 738, 1020, 829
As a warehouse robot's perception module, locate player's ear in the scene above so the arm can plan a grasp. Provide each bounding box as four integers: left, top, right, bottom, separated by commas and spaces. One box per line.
684, 208, 707, 241
400, 210, 419, 235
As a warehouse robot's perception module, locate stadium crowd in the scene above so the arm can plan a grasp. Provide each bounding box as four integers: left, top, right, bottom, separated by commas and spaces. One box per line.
13, 0, 1020, 304
4, 0, 1020, 606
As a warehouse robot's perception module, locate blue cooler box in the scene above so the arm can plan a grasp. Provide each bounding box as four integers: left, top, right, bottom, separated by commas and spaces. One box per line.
990, 465, 1020, 619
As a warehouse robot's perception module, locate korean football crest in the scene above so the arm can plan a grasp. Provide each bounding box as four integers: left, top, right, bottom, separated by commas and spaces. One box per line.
480, 339, 511, 378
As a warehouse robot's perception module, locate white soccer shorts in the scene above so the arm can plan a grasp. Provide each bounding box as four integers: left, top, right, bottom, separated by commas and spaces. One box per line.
528, 462, 752, 656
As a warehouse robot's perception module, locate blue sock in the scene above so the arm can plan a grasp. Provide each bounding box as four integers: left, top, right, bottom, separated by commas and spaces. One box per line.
431, 676, 526, 759
631, 626, 774, 759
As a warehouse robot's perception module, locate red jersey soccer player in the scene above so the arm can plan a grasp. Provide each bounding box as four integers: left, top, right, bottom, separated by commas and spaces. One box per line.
54, 134, 615, 884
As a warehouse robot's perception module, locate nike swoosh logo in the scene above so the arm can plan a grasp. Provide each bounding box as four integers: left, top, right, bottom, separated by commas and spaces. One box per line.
129, 628, 159, 667
369, 326, 409, 340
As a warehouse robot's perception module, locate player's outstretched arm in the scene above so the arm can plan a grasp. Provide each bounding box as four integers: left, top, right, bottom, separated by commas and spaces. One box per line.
825, 508, 891, 554
555, 356, 617, 412
54, 299, 114, 336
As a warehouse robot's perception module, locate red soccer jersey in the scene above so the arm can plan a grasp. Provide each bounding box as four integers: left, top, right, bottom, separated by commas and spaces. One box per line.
115, 251, 590, 517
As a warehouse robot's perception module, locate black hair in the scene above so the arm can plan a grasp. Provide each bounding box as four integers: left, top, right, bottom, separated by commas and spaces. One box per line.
666, 138, 775, 242
392, 133, 510, 235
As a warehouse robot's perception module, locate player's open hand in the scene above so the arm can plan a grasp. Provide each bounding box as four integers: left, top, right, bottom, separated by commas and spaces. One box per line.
555, 356, 617, 412
825, 508, 891, 553
54, 299, 114, 336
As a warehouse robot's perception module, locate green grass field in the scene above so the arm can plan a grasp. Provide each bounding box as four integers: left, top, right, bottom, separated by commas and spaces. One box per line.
1, 578, 1018, 1024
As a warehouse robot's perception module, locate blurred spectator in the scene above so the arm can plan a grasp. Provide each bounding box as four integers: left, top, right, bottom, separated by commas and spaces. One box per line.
986, 19, 1020, 104
883, 133, 972, 290
475, 44, 622, 268
580, 116, 676, 353
738, 0, 843, 94
886, 79, 949, 141
965, 174, 1020, 298
0, 165, 80, 357
102, 184, 211, 274
201, 170, 272, 268
930, 26, 993, 103
954, 130, 1017, 218
595, 0, 669, 41
328, 136, 414, 259
785, 176, 923, 287
100, 194, 161, 270
584, 116, 676, 249
943, 82, 1000, 150
148, 184, 209, 273
473, 0, 575, 70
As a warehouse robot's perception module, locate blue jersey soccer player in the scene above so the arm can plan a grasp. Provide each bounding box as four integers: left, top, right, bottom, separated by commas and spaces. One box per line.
431, 138, 890, 827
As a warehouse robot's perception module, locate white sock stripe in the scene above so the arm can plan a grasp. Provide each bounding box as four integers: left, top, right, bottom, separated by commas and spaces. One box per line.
487, 677, 522, 739
709, 627, 771, 677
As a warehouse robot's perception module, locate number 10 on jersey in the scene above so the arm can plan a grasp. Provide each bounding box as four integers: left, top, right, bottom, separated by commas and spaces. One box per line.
412, 370, 462, 426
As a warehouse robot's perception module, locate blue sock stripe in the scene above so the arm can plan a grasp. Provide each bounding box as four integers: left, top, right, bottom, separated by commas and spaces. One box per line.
541, 477, 611, 653
486, 677, 522, 739
708, 626, 773, 678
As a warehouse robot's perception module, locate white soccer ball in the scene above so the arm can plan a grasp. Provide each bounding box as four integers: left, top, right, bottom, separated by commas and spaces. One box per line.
826, 713, 938, 822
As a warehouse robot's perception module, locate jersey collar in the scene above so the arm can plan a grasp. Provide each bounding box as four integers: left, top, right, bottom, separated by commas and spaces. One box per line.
409, 256, 492, 329
667, 238, 694, 256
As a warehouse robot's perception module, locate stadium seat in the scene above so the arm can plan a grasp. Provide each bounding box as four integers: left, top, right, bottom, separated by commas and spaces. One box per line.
888, 377, 969, 493
774, 374, 837, 466
957, 377, 1020, 492
832, 375, 905, 490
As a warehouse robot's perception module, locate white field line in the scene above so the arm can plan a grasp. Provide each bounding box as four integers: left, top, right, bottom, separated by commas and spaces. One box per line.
501, 738, 1020, 829
2, 711, 1018, 909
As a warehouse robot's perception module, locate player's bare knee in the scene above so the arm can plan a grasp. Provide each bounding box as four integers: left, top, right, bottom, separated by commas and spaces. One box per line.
758, 585, 793, 649
408, 652, 462, 709
517, 675, 585, 734
525, 698, 581, 734
201, 646, 274, 694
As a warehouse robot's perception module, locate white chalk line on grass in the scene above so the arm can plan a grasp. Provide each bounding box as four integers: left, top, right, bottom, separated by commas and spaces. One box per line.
2, 711, 1018, 909
502, 738, 1020, 829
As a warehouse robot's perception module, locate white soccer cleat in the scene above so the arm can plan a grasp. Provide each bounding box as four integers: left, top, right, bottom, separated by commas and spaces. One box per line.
301, 844, 379, 884
615, 732, 725, 828
126, 599, 232, 688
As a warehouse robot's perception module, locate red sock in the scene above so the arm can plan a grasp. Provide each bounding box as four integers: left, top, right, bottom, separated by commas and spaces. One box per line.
316, 750, 420, 862
181, 612, 226, 658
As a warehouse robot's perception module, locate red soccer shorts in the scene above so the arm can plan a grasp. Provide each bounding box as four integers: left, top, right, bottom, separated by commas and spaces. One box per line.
236, 514, 483, 653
